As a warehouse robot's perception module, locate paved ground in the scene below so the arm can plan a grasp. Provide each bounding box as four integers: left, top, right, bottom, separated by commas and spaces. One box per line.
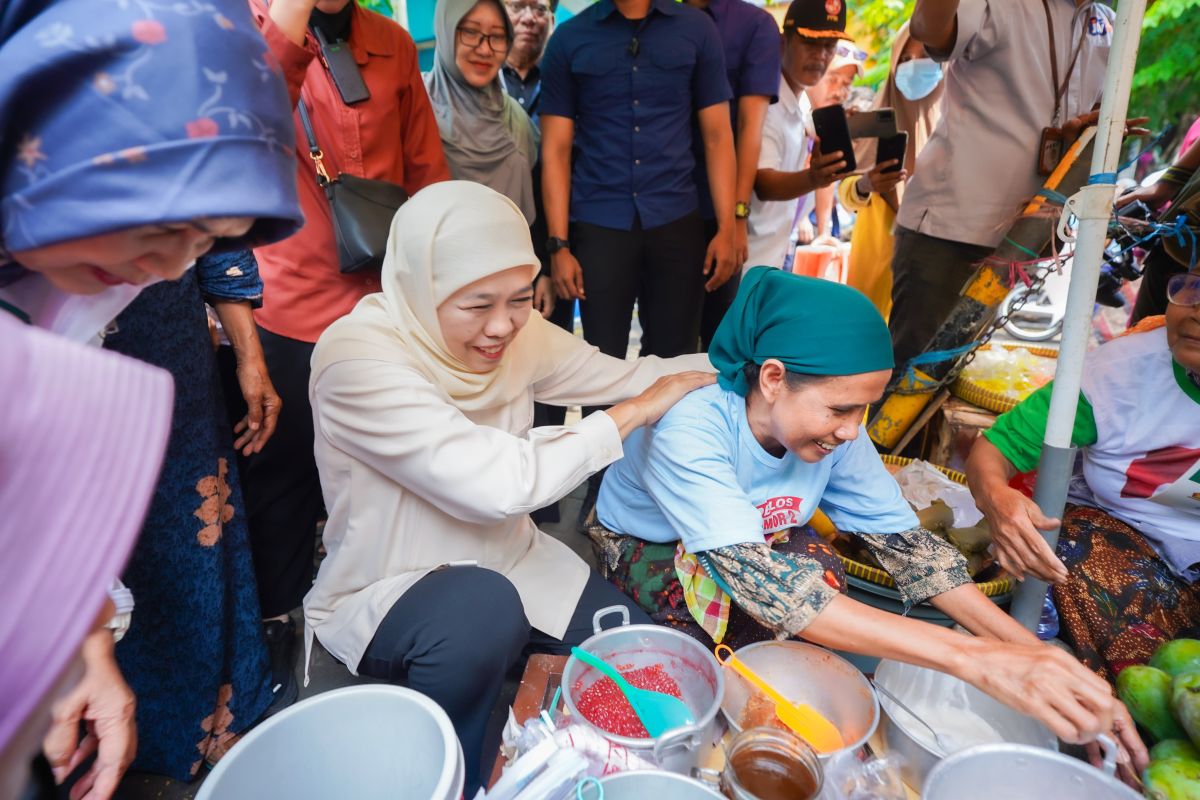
114, 480, 596, 800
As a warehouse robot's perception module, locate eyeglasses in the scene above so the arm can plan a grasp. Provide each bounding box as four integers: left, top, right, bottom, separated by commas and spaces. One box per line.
835, 43, 869, 62
1167, 273, 1200, 307
505, 1, 551, 18
457, 26, 510, 53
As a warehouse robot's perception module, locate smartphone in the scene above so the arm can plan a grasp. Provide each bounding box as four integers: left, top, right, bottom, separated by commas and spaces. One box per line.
811, 104, 857, 174
876, 131, 908, 174
847, 108, 899, 139
314, 28, 370, 105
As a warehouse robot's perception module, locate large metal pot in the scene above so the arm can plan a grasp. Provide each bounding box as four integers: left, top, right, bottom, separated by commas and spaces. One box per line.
593, 771, 726, 799
874, 658, 1056, 791
562, 607, 725, 774
720, 641, 879, 763
923, 736, 1142, 799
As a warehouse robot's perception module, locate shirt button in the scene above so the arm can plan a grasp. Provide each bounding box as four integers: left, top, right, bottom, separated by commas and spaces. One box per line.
634, 126, 640, 133
633, 99, 639, 106
632, 65, 639, 72
633, 192, 638, 198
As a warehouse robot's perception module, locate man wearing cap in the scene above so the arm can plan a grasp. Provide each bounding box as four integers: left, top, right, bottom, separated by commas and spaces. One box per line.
744, 0, 853, 271
682, 0, 782, 349
889, 0, 1115, 370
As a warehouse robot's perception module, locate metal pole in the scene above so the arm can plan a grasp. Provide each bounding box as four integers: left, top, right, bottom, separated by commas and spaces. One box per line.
1011, 0, 1148, 629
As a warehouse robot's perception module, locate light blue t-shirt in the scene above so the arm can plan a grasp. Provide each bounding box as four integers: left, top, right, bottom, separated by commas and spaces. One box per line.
597, 384, 918, 552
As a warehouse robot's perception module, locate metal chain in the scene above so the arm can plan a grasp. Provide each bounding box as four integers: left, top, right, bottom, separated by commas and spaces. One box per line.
913, 260, 1058, 395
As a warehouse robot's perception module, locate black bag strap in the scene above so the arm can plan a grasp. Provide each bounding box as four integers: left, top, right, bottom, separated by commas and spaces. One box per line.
297, 97, 331, 185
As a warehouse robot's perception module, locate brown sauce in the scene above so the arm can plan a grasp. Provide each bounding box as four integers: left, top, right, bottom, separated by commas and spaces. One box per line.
729, 745, 819, 800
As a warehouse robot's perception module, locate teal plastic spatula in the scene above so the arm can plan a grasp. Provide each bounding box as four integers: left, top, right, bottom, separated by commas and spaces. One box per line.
570, 646, 695, 737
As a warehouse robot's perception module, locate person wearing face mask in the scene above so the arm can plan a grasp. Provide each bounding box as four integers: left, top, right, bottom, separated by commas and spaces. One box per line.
304, 181, 713, 794
0, 1, 305, 788
426, 0, 538, 222
837, 23, 942, 317
888, 0, 1117, 371
586, 266, 1145, 770
744, 0, 852, 271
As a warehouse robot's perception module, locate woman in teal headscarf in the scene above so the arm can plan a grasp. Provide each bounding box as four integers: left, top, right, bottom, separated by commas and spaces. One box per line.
590, 267, 1141, 757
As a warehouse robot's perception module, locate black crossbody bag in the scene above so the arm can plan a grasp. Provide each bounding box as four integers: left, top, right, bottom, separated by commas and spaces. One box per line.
297, 98, 408, 274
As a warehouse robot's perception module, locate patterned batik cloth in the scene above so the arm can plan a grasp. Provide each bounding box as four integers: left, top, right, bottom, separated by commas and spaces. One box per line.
588, 519, 847, 650
588, 514, 972, 649
103, 261, 272, 780
1054, 504, 1200, 685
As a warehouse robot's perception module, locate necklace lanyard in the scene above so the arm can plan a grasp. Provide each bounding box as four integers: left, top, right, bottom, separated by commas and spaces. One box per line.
1040, 0, 1088, 127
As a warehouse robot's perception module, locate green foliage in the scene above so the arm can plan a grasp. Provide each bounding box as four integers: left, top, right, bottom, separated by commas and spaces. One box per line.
838, 0, 1200, 133
845, 0, 913, 84
1130, 0, 1200, 128
358, 0, 395, 17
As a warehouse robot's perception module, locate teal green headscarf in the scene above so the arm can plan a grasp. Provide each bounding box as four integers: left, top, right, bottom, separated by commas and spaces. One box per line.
709, 267, 894, 396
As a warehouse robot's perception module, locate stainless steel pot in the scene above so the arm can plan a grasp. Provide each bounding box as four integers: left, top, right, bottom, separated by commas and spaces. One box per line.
562, 606, 725, 774
592, 771, 726, 799
719, 641, 879, 764
923, 735, 1142, 799
873, 658, 1057, 791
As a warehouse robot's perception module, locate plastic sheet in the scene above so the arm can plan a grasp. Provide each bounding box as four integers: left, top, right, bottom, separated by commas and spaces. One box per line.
891, 460, 984, 526
957, 346, 1056, 402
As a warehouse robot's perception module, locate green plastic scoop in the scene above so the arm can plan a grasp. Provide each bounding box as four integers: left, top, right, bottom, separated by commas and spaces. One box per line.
570, 646, 695, 738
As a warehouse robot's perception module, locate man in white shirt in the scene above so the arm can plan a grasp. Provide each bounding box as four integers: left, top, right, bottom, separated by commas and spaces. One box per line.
744, 0, 853, 270
890, 0, 1114, 368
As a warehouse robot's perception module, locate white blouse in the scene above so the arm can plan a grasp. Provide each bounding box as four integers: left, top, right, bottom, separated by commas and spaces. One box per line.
303, 321, 709, 676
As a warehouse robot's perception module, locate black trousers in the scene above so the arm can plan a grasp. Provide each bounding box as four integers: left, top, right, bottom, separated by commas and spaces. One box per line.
699, 217, 740, 351
572, 212, 707, 361
232, 326, 323, 618
359, 566, 649, 795
889, 226, 995, 371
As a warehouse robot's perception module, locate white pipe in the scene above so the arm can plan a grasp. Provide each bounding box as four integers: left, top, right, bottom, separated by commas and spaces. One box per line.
1042, 0, 1147, 450
393, 0, 410, 30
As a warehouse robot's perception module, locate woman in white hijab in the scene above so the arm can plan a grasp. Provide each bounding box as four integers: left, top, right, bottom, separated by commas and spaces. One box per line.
425, 0, 539, 222
305, 181, 712, 792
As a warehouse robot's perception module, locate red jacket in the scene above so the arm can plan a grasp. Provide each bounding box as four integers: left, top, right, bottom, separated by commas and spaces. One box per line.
250, 2, 449, 343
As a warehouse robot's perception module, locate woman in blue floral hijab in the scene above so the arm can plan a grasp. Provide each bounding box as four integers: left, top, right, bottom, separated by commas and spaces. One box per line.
0, 0, 302, 334
0, 1, 306, 792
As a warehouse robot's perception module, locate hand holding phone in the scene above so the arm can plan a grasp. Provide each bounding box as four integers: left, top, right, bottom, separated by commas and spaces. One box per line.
810, 104, 857, 174
876, 131, 908, 174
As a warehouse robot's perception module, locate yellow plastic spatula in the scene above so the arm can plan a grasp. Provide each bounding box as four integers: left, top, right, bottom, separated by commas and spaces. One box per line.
715, 644, 845, 753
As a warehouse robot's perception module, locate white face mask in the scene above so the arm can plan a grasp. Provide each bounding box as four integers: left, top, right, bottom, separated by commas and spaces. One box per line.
895, 58, 943, 101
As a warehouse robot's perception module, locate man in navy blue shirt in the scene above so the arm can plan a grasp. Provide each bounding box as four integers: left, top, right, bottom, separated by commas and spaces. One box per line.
540, 0, 736, 364
685, 0, 781, 349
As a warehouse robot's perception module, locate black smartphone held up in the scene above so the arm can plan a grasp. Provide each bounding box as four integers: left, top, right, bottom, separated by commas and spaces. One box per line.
876, 131, 908, 174
314, 28, 370, 105
847, 108, 899, 139
811, 104, 857, 174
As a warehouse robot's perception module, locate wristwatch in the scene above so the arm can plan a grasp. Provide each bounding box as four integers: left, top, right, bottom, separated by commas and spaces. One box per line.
734, 201, 751, 220
546, 236, 570, 254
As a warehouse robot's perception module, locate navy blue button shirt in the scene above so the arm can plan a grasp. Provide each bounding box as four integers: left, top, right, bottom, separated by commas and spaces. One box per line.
540, 0, 731, 230
694, 0, 782, 219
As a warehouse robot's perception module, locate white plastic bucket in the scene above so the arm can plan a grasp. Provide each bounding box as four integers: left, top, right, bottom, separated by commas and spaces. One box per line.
195, 685, 464, 800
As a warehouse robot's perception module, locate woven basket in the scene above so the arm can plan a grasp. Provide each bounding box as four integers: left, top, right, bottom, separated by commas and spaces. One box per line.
950, 344, 1058, 414
836, 455, 1014, 597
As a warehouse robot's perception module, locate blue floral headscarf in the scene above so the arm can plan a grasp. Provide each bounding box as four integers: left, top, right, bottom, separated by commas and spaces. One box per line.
0, 0, 303, 259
